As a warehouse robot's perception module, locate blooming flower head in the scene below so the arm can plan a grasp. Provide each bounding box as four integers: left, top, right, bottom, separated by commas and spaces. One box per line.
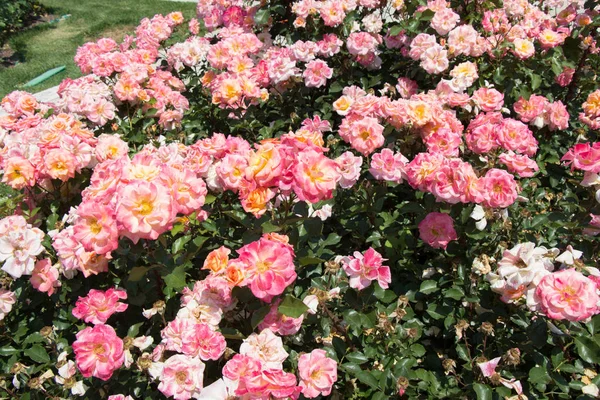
72, 324, 124, 380
239, 328, 289, 370
534, 268, 599, 321
498, 152, 539, 178
236, 237, 296, 301
156, 354, 206, 400
298, 349, 338, 398
43, 148, 77, 181
0, 217, 45, 278
116, 180, 174, 243
0, 289, 16, 321
418, 212, 458, 249
420, 44, 449, 74
181, 323, 227, 361
292, 149, 340, 203
342, 247, 391, 290
303, 59, 333, 88
73, 201, 119, 255
2, 157, 36, 189
202, 246, 231, 274
240, 186, 276, 218
431, 8, 460, 36
369, 148, 408, 183
30, 258, 61, 296
482, 168, 518, 208
472, 88, 504, 112
335, 151, 363, 188
562, 142, 600, 173
72, 288, 128, 325
347, 116, 385, 156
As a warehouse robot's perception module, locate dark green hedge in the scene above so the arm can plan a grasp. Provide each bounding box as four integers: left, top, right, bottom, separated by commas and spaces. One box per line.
0, 0, 46, 47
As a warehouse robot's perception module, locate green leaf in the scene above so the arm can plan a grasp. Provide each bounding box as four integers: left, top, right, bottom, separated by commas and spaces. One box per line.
299, 257, 325, 266
586, 315, 600, 335
278, 295, 309, 318
128, 266, 149, 282
574, 336, 600, 364
531, 73, 542, 91
410, 344, 426, 357
171, 223, 186, 236
23, 333, 44, 345
529, 366, 551, 385
419, 280, 439, 295
24, 345, 50, 363
420, 9, 435, 21
251, 305, 271, 329
329, 81, 343, 93
372, 392, 388, 400
193, 236, 209, 248
254, 9, 269, 25
172, 235, 191, 254
127, 322, 144, 338
389, 25, 403, 36
204, 194, 216, 204
346, 351, 369, 364
163, 265, 187, 291
355, 370, 380, 389
0, 346, 19, 356
444, 287, 464, 300
473, 383, 492, 400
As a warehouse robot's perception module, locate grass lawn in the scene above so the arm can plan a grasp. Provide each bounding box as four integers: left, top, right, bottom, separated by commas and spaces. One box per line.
0, 0, 197, 98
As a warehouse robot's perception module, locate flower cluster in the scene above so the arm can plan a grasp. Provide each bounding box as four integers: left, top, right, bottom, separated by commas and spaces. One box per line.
579, 89, 600, 129
51, 140, 208, 277
0, 105, 97, 190
486, 243, 600, 321
57, 76, 116, 126
0, 215, 45, 278
143, 233, 334, 399
72, 14, 189, 129
333, 85, 529, 208
513, 95, 569, 131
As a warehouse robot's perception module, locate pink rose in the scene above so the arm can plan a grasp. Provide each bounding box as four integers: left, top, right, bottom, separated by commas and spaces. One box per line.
298, 349, 338, 398
498, 152, 539, 178
292, 149, 340, 203
72, 288, 128, 325
73, 201, 119, 255
73, 324, 124, 380
116, 180, 175, 244
534, 269, 599, 321
30, 258, 61, 296
303, 59, 333, 88
472, 88, 504, 112
482, 168, 518, 208
334, 151, 363, 189
157, 354, 205, 400
0, 289, 16, 321
181, 323, 226, 361
237, 237, 296, 301
348, 116, 385, 156
496, 119, 537, 156
418, 212, 458, 249
562, 142, 600, 173
547, 101, 569, 131
369, 148, 408, 183
342, 247, 392, 290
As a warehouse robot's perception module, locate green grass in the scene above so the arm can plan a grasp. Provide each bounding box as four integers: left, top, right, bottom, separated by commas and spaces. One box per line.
0, 0, 197, 98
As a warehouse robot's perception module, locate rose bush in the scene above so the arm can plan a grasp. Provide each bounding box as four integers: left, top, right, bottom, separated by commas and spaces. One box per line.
1, 0, 600, 399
